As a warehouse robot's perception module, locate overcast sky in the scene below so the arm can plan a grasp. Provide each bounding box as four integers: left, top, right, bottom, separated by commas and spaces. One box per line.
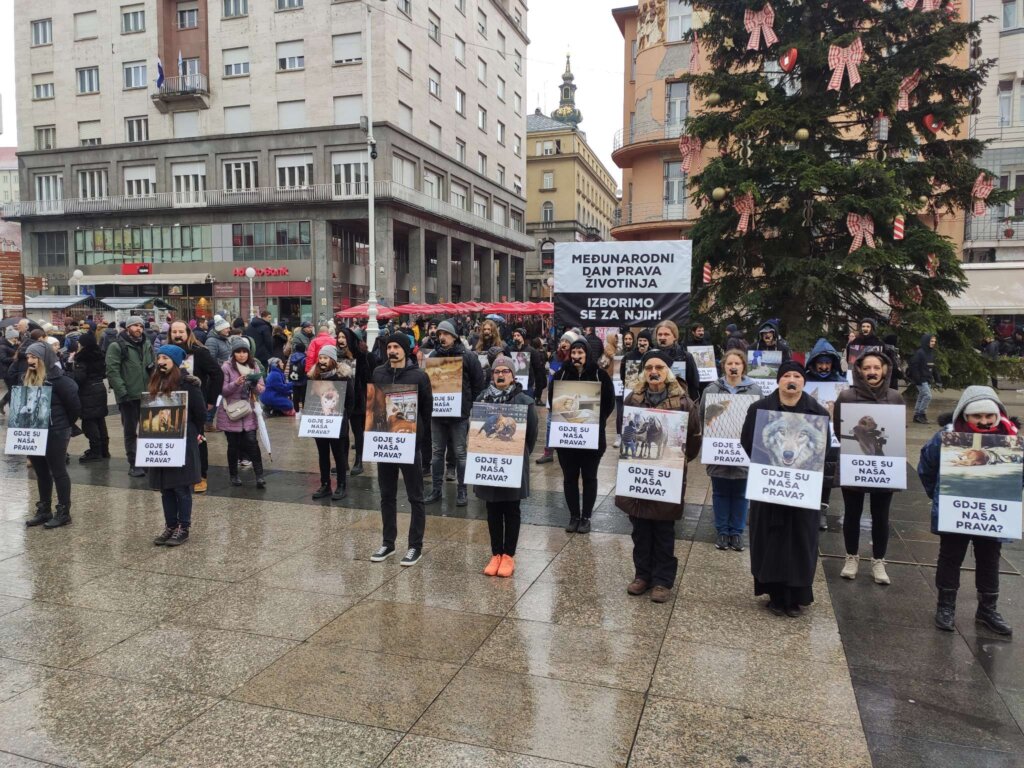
0, 0, 625, 186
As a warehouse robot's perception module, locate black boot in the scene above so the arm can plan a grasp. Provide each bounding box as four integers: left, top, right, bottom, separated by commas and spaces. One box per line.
255, 476, 266, 489
565, 516, 580, 533
101, 439, 111, 458
350, 461, 364, 476
312, 483, 331, 499
935, 588, 957, 632
79, 449, 102, 464
577, 517, 592, 534
43, 504, 72, 529
25, 501, 52, 527
331, 484, 347, 501
976, 592, 1013, 636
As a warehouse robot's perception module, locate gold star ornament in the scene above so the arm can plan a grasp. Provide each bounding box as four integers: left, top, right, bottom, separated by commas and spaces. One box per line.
755, 90, 769, 104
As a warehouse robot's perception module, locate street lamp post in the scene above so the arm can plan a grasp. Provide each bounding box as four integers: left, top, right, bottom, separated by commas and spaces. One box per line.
245, 267, 256, 319
363, 0, 381, 348
71, 269, 84, 296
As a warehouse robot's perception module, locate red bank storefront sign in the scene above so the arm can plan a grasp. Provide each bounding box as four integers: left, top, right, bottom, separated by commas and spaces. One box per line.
232, 267, 290, 277
121, 263, 153, 275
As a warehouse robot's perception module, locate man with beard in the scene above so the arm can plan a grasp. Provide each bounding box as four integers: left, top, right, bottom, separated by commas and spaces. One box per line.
753, 319, 793, 363
535, 330, 581, 464
369, 333, 433, 567
511, 328, 543, 400
474, 319, 508, 357
843, 317, 883, 369
620, 329, 650, 398
652, 320, 701, 398
105, 316, 155, 477
168, 320, 224, 493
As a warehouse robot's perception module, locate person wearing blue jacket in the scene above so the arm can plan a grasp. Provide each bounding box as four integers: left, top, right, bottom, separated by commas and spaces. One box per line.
260, 358, 295, 416
804, 338, 845, 383
918, 386, 1016, 636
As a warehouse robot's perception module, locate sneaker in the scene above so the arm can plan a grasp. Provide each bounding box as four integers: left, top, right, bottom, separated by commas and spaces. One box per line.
255, 476, 266, 489
445, 467, 456, 482
819, 503, 829, 531
165, 527, 189, 547
650, 585, 671, 603
626, 578, 650, 596
128, 466, 146, 477
240, 459, 253, 469
871, 559, 891, 585
483, 554, 502, 576
153, 527, 175, 546
497, 554, 515, 578
400, 548, 422, 567
577, 518, 591, 534
194, 478, 207, 494
79, 450, 103, 464
613, 436, 621, 448
535, 452, 554, 465
841, 554, 859, 580
715, 533, 729, 550
456, 487, 468, 507
230, 475, 242, 487
729, 534, 744, 552
370, 545, 395, 562
565, 516, 580, 533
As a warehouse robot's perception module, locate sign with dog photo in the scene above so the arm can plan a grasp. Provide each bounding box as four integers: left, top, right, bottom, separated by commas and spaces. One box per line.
425, 357, 463, 417
298, 380, 347, 438
745, 410, 830, 510
747, 350, 783, 396
700, 393, 761, 467
137, 391, 188, 467
548, 380, 602, 450
938, 432, 1024, 540
617, 406, 688, 502
839, 403, 907, 489
363, 384, 418, 464
466, 403, 528, 488
4, 386, 52, 456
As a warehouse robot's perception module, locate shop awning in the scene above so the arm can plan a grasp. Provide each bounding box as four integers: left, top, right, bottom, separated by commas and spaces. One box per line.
24, 295, 109, 311
946, 264, 1024, 315
100, 297, 176, 310
82, 273, 213, 286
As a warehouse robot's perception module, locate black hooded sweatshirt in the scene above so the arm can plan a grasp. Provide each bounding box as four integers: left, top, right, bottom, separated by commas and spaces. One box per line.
908, 334, 940, 386
370, 338, 433, 452
753, 320, 793, 362
549, 339, 616, 453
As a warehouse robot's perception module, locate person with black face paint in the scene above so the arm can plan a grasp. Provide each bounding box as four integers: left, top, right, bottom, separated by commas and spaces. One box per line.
804, 338, 845, 383
752, 320, 792, 362
168, 320, 223, 494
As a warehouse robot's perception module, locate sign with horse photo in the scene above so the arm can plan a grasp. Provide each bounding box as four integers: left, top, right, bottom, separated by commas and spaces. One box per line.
616, 406, 689, 503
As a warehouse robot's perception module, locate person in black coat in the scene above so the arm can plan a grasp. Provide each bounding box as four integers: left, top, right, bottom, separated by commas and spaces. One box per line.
652, 320, 701, 398
309, 346, 356, 501
339, 327, 370, 475
246, 311, 275, 368
72, 330, 110, 462
168, 321, 223, 493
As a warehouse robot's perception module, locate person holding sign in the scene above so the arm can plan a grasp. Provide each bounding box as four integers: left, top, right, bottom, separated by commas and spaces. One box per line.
147, 346, 205, 547
753, 320, 793, 363
615, 349, 702, 602
105, 316, 154, 478
20, 343, 80, 529
307, 347, 354, 501
653, 320, 701, 400
217, 337, 268, 489
918, 387, 1017, 636
834, 351, 905, 585
474, 355, 538, 578
740, 362, 830, 617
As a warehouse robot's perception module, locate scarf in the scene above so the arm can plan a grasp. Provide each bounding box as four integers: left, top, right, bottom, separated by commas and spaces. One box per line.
481, 381, 522, 404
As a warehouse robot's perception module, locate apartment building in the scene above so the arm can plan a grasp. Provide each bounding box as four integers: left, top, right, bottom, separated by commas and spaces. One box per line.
6, 0, 530, 322
0, 149, 19, 205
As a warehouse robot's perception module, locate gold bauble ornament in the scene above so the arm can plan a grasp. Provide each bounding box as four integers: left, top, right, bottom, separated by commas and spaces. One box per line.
706, 92, 721, 107
794, 128, 810, 141
711, 187, 727, 202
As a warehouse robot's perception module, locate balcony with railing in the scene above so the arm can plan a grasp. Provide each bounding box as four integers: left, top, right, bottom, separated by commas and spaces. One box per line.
612, 200, 689, 232
965, 211, 1024, 245
612, 119, 686, 162
152, 73, 210, 113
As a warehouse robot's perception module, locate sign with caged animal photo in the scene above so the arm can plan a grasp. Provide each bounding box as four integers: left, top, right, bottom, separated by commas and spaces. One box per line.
616, 406, 688, 503
362, 384, 419, 464
4, 385, 52, 456
298, 380, 347, 439
937, 432, 1023, 540
700, 393, 761, 468
548, 380, 602, 450
745, 410, 830, 510
838, 403, 907, 489
466, 403, 528, 488
137, 391, 188, 467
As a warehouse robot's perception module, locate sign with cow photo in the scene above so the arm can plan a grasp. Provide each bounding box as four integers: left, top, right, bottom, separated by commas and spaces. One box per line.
839, 403, 907, 489
425, 357, 463, 417
4, 386, 52, 456
747, 350, 783, 396
616, 406, 688, 503
548, 380, 602, 450
137, 391, 188, 467
298, 380, 347, 438
466, 403, 528, 488
363, 384, 418, 464
700, 393, 761, 468
745, 410, 830, 510
937, 432, 1023, 540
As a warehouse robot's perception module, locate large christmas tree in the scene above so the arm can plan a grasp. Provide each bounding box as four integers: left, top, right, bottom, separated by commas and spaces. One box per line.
683, 0, 1012, 382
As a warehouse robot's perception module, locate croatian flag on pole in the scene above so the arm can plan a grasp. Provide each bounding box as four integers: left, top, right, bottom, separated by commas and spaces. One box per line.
156, 57, 165, 87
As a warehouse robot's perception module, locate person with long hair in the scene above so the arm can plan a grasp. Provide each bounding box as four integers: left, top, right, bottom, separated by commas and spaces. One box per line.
217, 337, 267, 488
148, 346, 206, 547
72, 330, 110, 463
309, 346, 354, 501
474, 319, 508, 355
338, 327, 369, 475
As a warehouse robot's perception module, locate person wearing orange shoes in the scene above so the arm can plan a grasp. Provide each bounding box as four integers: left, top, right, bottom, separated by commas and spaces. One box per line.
475, 354, 538, 577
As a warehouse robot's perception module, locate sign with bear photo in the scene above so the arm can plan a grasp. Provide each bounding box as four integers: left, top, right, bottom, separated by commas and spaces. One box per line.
745, 410, 830, 510
137, 391, 188, 467
548, 380, 602, 450
937, 432, 1023, 540
362, 384, 418, 464
616, 406, 688, 503
466, 403, 528, 488
298, 380, 347, 438
839, 403, 907, 489
700, 393, 761, 468
425, 357, 463, 417
4, 386, 51, 456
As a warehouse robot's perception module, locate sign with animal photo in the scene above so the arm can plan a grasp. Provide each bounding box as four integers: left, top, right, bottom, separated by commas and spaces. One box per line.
839, 403, 907, 489
510, 351, 531, 391
617, 406, 688, 502
363, 384, 418, 464
747, 350, 783, 396
700, 393, 760, 467
612, 356, 624, 397
622, 359, 641, 396
937, 433, 1024, 540
803, 381, 849, 448
466, 403, 528, 488
745, 410, 830, 510
548, 380, 602, 450
4, 386, 51, 456
137, 391, 188, 467
690, 345, 717, 383
425, 357, 463, 417
298, 380, 347, 438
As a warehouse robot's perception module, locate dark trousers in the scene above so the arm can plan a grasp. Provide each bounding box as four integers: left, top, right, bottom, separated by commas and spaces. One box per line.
378, 461, 425, 550
431, 418, 468, 489
199, 438, 208, 479
225, 430, 263, 476
935, 533, 1002, 593
615, 396, 624, 435
486, 500, 521, 556
81, 416, 109, 454
630, 517, 678, 588
315, 435, 348, 485
349, 411, 365, 461
558, 451, 601, 518
161, 485, 193, 529
841, 489, 893, 559
29, 428, 71, 507
292, 386, 305, 411
118, 399, 141, 467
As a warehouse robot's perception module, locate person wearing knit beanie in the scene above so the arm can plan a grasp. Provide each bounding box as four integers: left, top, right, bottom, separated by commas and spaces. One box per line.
229, 336, 252, 354
156, 344, 185, 368
319, 345, 339, 362
775, 360, 806, 382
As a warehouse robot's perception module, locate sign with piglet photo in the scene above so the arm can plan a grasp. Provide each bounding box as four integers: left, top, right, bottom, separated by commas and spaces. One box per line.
937, 432, 1023, 540
616, 406, 688, 503
839, 403, 907, 489
745, 411, 830, 510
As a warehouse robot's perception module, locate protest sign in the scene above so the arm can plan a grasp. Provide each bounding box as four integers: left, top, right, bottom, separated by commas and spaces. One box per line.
622, 359, 641, 396
510, 351, 531, 391
425, 357, 463, 417
748, 350, 782, 396
612, 356, 624, 397
617, 406, 688, 502
938, 432, 1023, 540
548, 380, 602, 450
466, 403, 528, 488
803, 381, 849, 447
700, 393, 761, 467
745, 410, 830, 510
362, 384, 418, 464
670, 361, 687, 382
298, 380, 347, 438
4, 386, 51, 456
839, 403, 907, 489
137, 391, 188, 467
690, 346, 717, 383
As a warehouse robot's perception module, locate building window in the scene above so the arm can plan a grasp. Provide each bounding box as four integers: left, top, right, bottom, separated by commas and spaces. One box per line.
224, 47, 250, 77
333, 33, 362, 64
1004, 0, 1018, 28
333, 94, 362, 124
455, 0, 465, 13
478, 57, 487, 84
455, 88, 466, 116
34, 174, 63, 204
123, 61, 147, 90
74, 11, 98, 39
513, 134, 522, 157
177, 3, 199, 29
455, 36, 466, 64
224, 159, 259, 192
428, 11, 440, 42
497, 121, 506, 145
32, 75, 54, 101
77, 67, 100, 95
277, 0, 303, 9
278, 100, 306, 129
667, 0, 692, 41
542, 171, 554, 189
493, 202, 507, 226
665, 81, 688, 125
496, 164, 506, 186
631, 39, 637, 80
514, 92, 522, 115
477, 106, 487, 131
224, 0, 247, 17
428, 121, 441, 148
172, 111, 200, 138
276, 154, 314, 189
397, 42, 412, 75
392, 155, 416, 186
473, 192, 488, 217
455, 139, 466, 163
477, 153, 487, 175
450, 181, 468, 209
224, 105, 251, 132
477, 8, 487, 36
125, 116, 149, 142
181, 57, 200, 77
124, 166, 156, 198
172, 162, 206, 205
542, 202, 554, 222
429, 67, 441, 99
31, 19, 52, 46
397, 0, 411, 15
34, 126, 56, 150
514, 50, 522, 75
35, 232, 68, 268
398, 101, 413, 132
663, 160, 686, 215
77, 169, 109, 200
999, 81, 1013, 127
497, 76, 506, 101
497, 31, 506, 57
277, 41, 304, 71
423, 169, 444, 200
122, 6, 145, 33
513, 175, 522, 196
332, 151, 368, 195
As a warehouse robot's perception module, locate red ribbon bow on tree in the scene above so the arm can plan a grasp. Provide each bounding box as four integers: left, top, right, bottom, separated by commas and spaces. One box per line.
926, 253, 939, 277
903, 0, 940, 10
678, 136, 702, 174
897, 70, 921, 111
734, 194, 756, 234
827, 38, 864, 91
744, 3, 779, 51
971, 173, 994, 216
689, 33, 701, 73
847, 213, 876, 252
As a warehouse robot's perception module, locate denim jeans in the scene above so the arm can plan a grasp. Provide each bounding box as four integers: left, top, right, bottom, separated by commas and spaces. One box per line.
431, 418, 468, 489
161, 485, 193, 529
914, 382, 932, 415
711, 476, 749, 536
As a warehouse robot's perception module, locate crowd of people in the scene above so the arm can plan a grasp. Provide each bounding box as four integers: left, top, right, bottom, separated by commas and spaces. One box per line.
0, 311, 1017, 636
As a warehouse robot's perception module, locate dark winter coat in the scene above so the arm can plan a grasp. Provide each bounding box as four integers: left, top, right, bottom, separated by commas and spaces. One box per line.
429, 339, 486, 420
246, 317, 274, 366
0, 338, 16, 382
370, 356, 433, 453
105, 331, 154, 403
340, 328, 370, 414
472, 382, 538, 502
753, 320, 793, 362
177, 341, 223, 408
804, 338, 845, 383
148, 378, 205, 490
834, 359, 904, 491
205, 332, 233, 365
549, 339, 615, 454
71, 333, 109, 421
20, 345, 81, 431
100, 325, 119, 353
656, 342, 701, 398
908, 334, 941, 386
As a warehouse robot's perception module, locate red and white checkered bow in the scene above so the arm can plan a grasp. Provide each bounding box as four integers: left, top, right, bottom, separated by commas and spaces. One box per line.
926, 253, 939, 278
903, 0, 940, 10
690, 33, 701, 74
847, 213, 875, 253
971, 173, 993, 216
897, 70, 921, 111
734, 194, 756, 234
828, 38, 864, 91
745, 3, 778, 51
679, 136, 702, 174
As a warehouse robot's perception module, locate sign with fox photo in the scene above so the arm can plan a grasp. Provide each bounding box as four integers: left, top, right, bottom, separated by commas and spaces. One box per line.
616, 406, 688, 503
745, 410, 830, 510
548, 380, 602, 450
700, 393, 760, 468
937, 432, 1023, 540
138, 391, 188, 467
838, 403, 907, 489
466, 403, 528, 488
363, 384, 418, 464
298, 380, 347, 439
4, 386, 51, 456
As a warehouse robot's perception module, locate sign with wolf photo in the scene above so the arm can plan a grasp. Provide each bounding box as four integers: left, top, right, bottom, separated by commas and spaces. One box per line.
137, 391, 188, 467
839, 403, 907, 489
622, 359, 641, 396
617, 406, 688, 502
466, 403, 528, 488
700, 393, 761, 468
937, 433, 1024, 540
553, 240, 691, 327
363, 383, 418, 464
690, 345, 717, 383
4, 386, 51, 456
745, 410, 830, 510
298, 380, 347, 438
612, 356, 624, 397
548, 380, 602, 450
510, 351, 531, 391
425, 357, 463, 417
748, 350, 783, 396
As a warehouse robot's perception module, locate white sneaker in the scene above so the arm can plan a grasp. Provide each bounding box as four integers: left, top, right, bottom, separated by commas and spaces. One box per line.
841, 555, 859, 580
871, 559, 891, 585
613, 436, 621, 448
239, 459, 253, 469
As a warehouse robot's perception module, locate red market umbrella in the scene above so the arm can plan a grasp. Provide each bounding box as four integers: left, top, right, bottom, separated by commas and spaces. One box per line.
335, 301, 398, 320
392, 303, 438, 315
